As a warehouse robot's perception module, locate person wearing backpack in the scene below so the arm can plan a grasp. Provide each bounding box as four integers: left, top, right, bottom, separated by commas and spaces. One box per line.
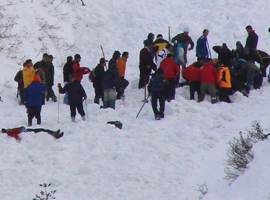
62, 56, 73, 104
92, 58, 106, 104
148, 68, 169, 120
159, 54, 180, 101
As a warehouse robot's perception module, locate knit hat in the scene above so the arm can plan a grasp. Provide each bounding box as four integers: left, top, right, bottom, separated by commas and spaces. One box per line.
33, 75, 40, 82
183, 27, 189, 32
99, 58, 108, 64
236, 41, 242, 46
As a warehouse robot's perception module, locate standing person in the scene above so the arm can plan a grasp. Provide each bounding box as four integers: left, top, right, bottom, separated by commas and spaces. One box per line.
185, 62, 202, 100
36, 67, 47, 105
148, 68, 168, 120
14, 68, 24, 105
23, 59, 35, 89
33, 53, 49, 70
243, 48, 270, 77
198, 61, 218, 103
138, 39, 157, 89
102, 63, 119, 109
116, 51, 130, 99
72, 54, 90, 82
109, 51, 121, 69
159, 54, 180, 101
92, 58, 106, 104
143, 33, 154, 46
232, 41, 249, 61
156, 44, 171, 68
45, 55, 57, 102
196, 29, 210, 61
216, 62, 232, 103
174, 43, 186, 70
172, 27, 194, 63
153, 34, 169, 56
63, 56, 73, 104
24, 75, 47, 126
58, 74, 87, 122
245, 25, 259, 49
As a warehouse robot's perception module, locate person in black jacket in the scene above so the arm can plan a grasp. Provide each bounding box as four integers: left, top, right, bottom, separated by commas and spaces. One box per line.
63, 56, 73, 83
148, 68, 168, 120
138, 39, 157, 89
92, 58, 106, 104
243, 48, 270, 77
108, 51, 121, 69
102, 63, 119, 109
213, 43, 234, 66
58, 74, 87, 122
14, 69, 24, 105
245, 25, 259, 49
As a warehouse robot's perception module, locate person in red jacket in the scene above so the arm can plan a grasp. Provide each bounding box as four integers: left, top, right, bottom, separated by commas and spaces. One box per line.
198, 61, 218, 103
159, 54, 180, 101
186, 62, 203, 100
72, 54, 90, 82
1, 126, 64, 141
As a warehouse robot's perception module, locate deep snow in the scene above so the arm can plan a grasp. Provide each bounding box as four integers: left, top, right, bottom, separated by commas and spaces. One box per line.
0, 0, 270, 199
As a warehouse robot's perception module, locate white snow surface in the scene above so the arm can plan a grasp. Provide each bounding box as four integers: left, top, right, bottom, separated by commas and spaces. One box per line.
0, 0, 270, 199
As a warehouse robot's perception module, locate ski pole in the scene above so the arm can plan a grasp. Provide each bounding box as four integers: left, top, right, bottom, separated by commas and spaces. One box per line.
85, 100, 89, 122
100, 45, 107, 70
136, 95, 150, 118
206, 40, 212, 60
57, 92, 60, 123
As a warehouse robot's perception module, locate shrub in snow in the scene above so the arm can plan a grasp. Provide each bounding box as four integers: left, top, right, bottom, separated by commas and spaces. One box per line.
33, 183, 57, 200
67, 0, 85, 6
224, 121, 270, 185
196, 182, 208, 199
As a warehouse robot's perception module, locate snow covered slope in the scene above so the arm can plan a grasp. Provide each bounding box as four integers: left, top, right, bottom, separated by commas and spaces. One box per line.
0, 0, 270, 199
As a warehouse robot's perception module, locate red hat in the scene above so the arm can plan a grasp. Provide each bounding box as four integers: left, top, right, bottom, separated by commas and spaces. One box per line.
33, 75, 40, 82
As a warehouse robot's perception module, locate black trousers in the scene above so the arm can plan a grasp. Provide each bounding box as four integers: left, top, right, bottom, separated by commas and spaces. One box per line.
46, 86, 56, 101
165, 78, 176, 101
218, 88, 231, 103
117, 78, 129, 98
25, 128, 55, 135
260, 58, 270, 77
189, 81, 201, 100
70, 103, 85, 117
27, 106, 42, 124
94, 86, 104, 104
151, 92, 165, 117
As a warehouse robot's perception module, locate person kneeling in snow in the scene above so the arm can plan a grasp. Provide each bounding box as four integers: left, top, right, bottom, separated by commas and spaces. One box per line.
148, 68, 169, 120
58, 74, 87, 122
1, 126, 64, 141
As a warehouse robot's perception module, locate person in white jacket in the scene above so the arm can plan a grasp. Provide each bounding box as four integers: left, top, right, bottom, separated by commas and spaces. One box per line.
156, 44, 171, 68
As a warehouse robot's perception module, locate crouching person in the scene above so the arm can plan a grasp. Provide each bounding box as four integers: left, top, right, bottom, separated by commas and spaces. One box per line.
216, 62, 232, 103
148, 68, 168, 120
58, 74, 87, 122
102, 63, 119, 109
24, 75, 47, 126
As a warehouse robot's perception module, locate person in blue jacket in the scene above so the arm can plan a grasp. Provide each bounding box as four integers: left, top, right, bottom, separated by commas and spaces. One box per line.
24, 75, 47, 126
196, 29, 209, 61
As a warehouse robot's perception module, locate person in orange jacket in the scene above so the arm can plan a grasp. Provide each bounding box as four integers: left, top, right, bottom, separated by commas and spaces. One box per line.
159, 54, 180, 101
116, 52, 129, 99
216, 61, 232, 103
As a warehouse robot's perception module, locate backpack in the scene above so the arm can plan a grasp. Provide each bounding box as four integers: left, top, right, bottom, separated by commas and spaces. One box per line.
151, 75, 164, 92
89, 68, 95, 82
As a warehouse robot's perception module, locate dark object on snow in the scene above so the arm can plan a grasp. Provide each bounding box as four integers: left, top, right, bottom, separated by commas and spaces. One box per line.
107, 121, 123, 129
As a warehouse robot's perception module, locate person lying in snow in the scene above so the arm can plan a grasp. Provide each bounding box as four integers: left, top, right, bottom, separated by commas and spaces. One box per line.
1, 126, 64, 140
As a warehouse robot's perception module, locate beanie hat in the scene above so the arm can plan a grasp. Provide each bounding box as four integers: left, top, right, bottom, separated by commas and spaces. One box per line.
183, 27, 189, 32
236, 41, 242, 46
33, 75, 40, 82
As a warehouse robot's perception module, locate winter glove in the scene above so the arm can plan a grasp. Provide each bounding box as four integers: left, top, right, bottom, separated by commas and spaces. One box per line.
84, 96, 87, 100
57, 83, 61, 87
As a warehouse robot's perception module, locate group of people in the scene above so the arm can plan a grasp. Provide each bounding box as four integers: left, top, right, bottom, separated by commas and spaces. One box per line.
13, 51, 130, 126
139, 25, 270, 120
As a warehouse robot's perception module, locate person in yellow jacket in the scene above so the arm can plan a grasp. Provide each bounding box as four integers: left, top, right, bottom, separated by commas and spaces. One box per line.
116, 52, 129, 99
216, 61, 231, 103
23, 59, 35, 89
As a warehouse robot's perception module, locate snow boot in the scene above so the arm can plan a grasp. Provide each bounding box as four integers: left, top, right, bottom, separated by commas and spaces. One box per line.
71, 117, 75, 122
82, 115, 86, 121
94, 97, 100, 104
155, 115, 161, 120
102, 101, 109, 109
109, 99, 115, 109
